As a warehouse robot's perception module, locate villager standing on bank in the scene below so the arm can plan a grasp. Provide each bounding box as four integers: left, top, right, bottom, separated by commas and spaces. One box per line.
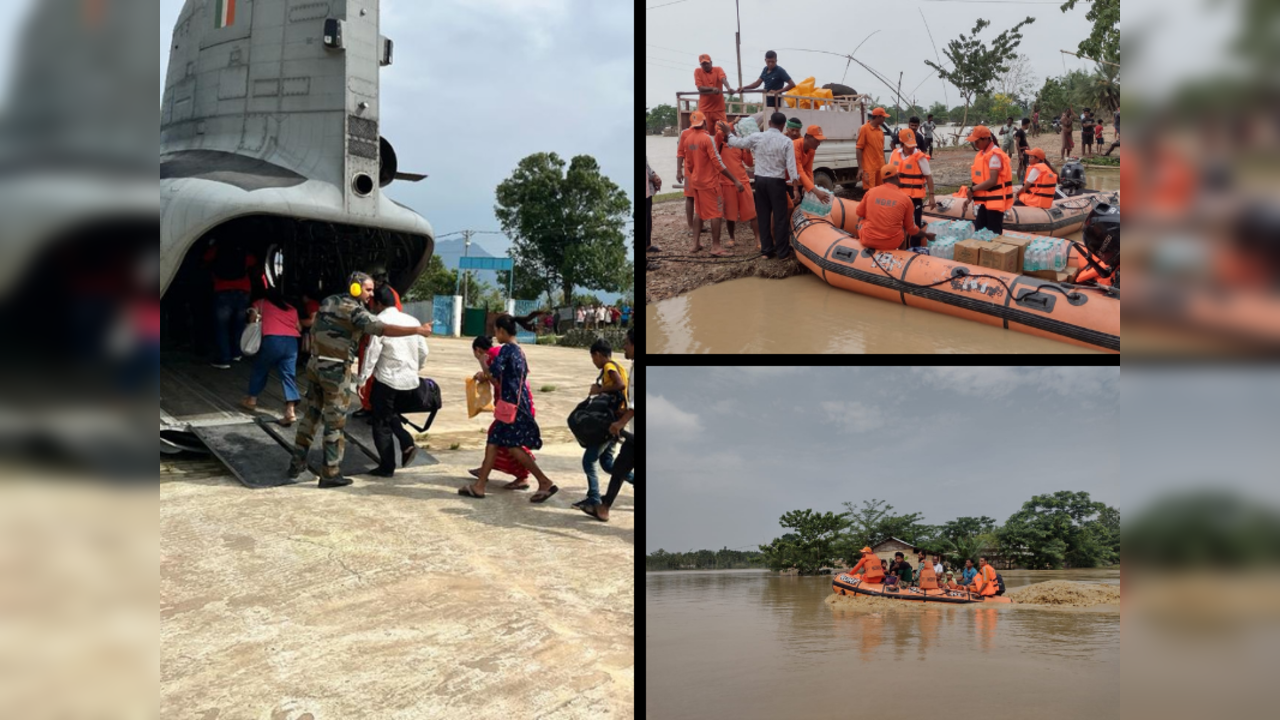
1060, 107, 1075, 160
646, 158, 661, 254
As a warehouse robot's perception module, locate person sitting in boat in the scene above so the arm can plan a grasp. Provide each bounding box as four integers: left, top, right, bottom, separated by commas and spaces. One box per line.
969, 556, 1000, 597
960, 558, 978, 587
854, 165, 928, 250
885, 551, 913, 587
848, 547, 885, 584
1015, 148, 1059, 209
943, 570, 961, 590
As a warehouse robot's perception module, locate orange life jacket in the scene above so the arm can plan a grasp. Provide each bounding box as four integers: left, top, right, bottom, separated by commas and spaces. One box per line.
970, 144, 1014, 212
971, 564, 998, 596
918, 564, 939, 590
1017, 162, 1058, 208
889, 148, 930, 199
852, 554, 885, 582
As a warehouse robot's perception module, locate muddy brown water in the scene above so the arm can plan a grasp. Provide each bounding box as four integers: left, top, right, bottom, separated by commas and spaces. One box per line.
646, 569, 1119, 720
647, 168, 1118, 354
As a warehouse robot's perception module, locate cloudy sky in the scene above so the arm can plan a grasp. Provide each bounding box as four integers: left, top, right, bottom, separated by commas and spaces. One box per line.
646, 0, 1106, 112
651, 367, 1280, 556
160, 0, 635, 258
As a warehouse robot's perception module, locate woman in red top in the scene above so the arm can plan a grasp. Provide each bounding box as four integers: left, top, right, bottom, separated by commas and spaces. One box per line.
241, 287, 302, 425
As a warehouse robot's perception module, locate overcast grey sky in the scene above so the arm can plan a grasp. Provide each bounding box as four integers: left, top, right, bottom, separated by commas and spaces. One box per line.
651, 367, 1280, 556
649, 367, 1123, 554
157, 0, 635, 258
645, 0, 1104, 111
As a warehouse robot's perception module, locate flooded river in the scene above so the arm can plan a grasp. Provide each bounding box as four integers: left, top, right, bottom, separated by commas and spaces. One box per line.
647, 167, 1118, 354
647, 569, 1119, 720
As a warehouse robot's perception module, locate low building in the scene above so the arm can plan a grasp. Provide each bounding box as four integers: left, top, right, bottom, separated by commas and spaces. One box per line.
872, 537, 927, 568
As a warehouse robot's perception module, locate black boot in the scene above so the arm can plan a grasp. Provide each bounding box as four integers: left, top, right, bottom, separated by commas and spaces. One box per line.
318, 476, 353, 489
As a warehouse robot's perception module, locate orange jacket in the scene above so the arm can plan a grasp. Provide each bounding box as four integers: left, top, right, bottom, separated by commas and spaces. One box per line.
855, 183, 920, 250
793, 137, 816, 192
889, 148, 930, 199
717, 133, 754, 186
851, 554, 885, 582
971, 564, 998, 596
694, 66, 728, 116
857, 123, 886, 185
970, 144, 1014, 212
683, 128, 728, 191
1018, 162, 1058, 208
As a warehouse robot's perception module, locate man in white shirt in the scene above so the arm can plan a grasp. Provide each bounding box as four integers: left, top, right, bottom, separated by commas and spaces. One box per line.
359, 286, 431, 477
586, 328, 636, 522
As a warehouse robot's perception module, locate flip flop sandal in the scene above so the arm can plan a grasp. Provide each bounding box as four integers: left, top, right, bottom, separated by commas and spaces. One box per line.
580, 505, 608, 522
457, 485, 486, 499
502, 480, 531, 490
529, 485, 559, 504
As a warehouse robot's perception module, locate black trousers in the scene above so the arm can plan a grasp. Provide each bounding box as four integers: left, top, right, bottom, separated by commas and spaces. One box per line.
911, 197, 924, 231
975, 205, 1005, 235
646, 196, 653, 249
602, 437, 635, 507
754, 176, 791, 257
370, 378, 418, 473
920, 137, 933, 155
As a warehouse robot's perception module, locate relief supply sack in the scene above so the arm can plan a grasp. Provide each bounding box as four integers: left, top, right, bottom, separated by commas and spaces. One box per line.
568, 392, 623, 448
465, 376, 494, 419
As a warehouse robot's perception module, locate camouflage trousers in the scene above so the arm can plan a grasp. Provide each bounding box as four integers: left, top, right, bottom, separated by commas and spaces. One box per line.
291, 359, 353, 478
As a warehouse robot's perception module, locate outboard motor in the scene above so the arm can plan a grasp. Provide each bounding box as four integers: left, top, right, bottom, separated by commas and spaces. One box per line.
1083, 202, 1120, 268
1059, 160, 1088, 196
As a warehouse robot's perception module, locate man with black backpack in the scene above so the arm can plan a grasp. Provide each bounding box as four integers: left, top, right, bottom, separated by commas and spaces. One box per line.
358, 286, 432, 478
582, 329, 635, 523
571, 339, 630, 510
203, 237, 257, 369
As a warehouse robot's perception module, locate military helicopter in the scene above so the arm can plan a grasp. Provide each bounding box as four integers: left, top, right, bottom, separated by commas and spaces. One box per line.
160, 0, 435, 476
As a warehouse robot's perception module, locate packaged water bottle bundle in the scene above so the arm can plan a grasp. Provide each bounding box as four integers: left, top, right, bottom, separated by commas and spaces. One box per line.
800, 190, 832, 217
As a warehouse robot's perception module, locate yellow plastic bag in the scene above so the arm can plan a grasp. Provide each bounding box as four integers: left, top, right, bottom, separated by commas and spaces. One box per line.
811, 88, 833, 109
785, 77, 816, 108
466, 376, 494, 419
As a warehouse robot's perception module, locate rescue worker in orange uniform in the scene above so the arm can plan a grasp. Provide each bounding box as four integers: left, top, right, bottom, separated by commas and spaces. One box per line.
887, 128, 935, 229
969, 556, 1000, 597
683, 111, 745, 257
694, 54, 734, 135
714, 125, 761, 250
849, 547, 886, 584
793, 125, 832, 205
857, 107, 890, 189
959, 125, 1014, 235
1015, 148, 1059, 208
854, 166, 926, 250
676, 124, 706, 237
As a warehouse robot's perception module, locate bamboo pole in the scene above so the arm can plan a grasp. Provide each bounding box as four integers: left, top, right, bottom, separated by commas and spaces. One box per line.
1060, 48, 1120, 69
735, 0, 743, 103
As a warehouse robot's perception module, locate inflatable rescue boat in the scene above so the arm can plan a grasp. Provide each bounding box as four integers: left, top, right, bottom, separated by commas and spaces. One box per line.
792, 204, 1120, 353
917, 159, 1120, 237
832, 573, 1014, 604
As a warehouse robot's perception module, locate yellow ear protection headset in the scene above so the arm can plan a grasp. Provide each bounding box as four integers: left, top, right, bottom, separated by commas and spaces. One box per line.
350, 281, 363, 297
348, 271, 369, 298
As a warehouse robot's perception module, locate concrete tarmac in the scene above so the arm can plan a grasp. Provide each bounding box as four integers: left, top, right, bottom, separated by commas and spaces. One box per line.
161, 337, 635, 719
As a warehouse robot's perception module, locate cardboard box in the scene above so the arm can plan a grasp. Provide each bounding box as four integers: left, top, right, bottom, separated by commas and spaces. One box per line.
953, 239, 986, 266
992, 235, 1035, 271
1026, 269, 1074, 283
980, 242, 1021, 273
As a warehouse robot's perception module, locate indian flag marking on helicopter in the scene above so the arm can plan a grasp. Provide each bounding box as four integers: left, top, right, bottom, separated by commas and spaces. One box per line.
215, 0, 236, 29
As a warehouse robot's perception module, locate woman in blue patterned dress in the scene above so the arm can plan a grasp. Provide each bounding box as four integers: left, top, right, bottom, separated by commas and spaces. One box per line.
459, 314, 559, 502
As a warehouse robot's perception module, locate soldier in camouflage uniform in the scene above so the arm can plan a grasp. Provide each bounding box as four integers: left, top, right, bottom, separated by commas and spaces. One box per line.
288, 271, 433, 488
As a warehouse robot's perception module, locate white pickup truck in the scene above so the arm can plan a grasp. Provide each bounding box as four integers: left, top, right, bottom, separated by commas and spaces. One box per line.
674, 90, 894, 192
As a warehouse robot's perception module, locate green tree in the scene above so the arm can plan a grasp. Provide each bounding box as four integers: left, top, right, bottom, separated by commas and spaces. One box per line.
403, 253, 457, 302
927, 101, 949, 123
646, 104, 678, 134
496, 265, 553, 307
495, 153, 631, 306
998, 491, 1115, 569
924, 17, 1036, 138
834, 499, 930, 563
989, 93, 1020, 123
758, 509, 847, 575
1060, 0, 1119, 65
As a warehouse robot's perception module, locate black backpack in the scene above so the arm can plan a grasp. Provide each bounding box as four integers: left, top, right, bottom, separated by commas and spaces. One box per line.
401, 379, 443, 433
995, 573, 1007, 596
568, 392, 623, 448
